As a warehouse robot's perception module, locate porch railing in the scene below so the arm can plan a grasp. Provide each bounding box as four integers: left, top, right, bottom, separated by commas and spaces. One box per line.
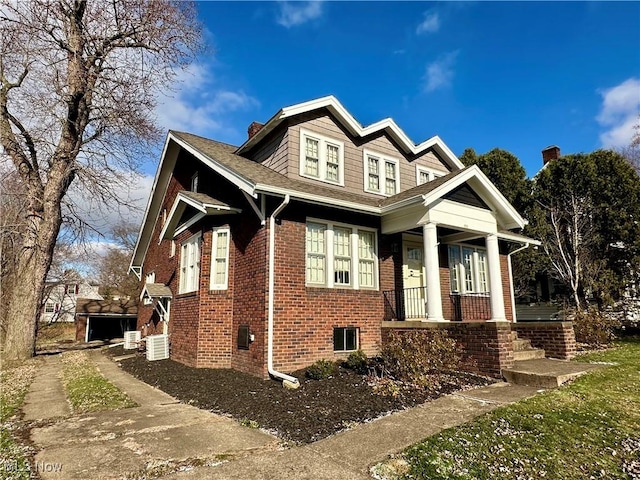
383, 286, 428, 321
450, 293, 491, 321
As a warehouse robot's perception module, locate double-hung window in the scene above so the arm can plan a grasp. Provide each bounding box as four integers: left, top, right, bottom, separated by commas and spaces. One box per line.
448, 245, 489, 294
364, 150, 399, 196
210, 228, 230, 290
416, 166, 445, 185
179, 233, 201, 294
300, 129, 344, 185
305, 220, 378, 289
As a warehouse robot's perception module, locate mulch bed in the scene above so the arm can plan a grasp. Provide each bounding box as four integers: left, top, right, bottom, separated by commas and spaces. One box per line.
114, 349, 494, 444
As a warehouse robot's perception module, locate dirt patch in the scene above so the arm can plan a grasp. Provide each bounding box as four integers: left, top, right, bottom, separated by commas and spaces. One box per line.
117, 352, 493, 444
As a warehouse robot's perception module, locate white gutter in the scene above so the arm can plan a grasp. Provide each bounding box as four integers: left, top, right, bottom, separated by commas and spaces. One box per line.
507, 243, 531, 323
266, 194, 299, 387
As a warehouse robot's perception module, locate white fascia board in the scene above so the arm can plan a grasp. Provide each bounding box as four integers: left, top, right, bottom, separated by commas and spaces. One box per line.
380, 195, 424, 214
130, 134, 178, 271
497, 231, 542, 246
169, 133, 257, 197
255, 184, 381, 215
174, 212, 207, 238
421, 165, 526, 230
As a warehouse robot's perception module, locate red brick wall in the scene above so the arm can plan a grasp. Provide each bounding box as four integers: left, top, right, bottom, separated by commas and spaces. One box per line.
195, 227, 234, 368
230, 218, 268, 377
381, 321, 514, 378
76, 316, 87, 341
514, 322, 576, 360
269, 215, 384, 373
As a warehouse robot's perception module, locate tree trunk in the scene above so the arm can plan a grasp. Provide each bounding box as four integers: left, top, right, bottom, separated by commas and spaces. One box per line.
2, 210, 61, 362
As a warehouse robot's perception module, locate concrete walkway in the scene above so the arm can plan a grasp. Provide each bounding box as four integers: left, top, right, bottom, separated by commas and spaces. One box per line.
22, 354, 70, 421
24, 351, 278, 480
23, 351, 546, 479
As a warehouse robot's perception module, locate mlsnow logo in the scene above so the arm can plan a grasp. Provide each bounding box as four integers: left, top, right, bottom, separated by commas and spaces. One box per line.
1, 459, 63, 474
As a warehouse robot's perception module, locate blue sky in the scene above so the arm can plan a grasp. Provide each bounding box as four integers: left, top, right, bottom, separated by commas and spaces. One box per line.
153, 1, 640, 179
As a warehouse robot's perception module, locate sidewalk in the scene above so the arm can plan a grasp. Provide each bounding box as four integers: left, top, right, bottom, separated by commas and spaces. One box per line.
162, 383, 542, 480
23, 350, 543, 479
24, 351, 278, 480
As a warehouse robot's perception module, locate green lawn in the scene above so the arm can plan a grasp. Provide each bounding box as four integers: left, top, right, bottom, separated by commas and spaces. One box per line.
376, 338, 640, 480
60, 351, 137, 413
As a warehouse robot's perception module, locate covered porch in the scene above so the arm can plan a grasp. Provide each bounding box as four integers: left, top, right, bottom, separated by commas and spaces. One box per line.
379, 165, 539, 323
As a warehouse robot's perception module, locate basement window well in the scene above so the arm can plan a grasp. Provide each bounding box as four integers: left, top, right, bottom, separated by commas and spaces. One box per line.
238, 325, 250, 350
333, 327, 358, 352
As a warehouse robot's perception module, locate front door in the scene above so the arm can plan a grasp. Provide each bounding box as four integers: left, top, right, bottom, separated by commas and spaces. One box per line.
402, 242, 426, 318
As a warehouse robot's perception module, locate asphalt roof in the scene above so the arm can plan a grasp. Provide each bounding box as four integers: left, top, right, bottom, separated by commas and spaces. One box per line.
170, 130, 463, 210
75, 298, 138, 315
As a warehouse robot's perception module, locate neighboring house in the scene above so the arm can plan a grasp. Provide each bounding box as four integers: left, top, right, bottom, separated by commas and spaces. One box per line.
131, 96, 574, 381
75, 298, 138, 342
40, 280, 103, 323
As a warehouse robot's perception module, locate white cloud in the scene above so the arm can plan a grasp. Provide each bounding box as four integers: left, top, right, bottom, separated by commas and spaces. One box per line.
155, 63, 260, 137
423, 50, 459, 93
65, 171, 154, 239
597, 77, 640, 148
416, 10, 440, 35
276, 1, 323, 28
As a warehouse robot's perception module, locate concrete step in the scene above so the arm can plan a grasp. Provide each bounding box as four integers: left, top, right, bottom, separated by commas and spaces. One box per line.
513, 349, 546, 361
503, 358, 603, 388
513, 338, 533, 352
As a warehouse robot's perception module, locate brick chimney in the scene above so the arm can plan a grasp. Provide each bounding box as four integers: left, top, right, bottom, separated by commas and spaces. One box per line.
542, 145, 561, 165
247, 121, 264, 140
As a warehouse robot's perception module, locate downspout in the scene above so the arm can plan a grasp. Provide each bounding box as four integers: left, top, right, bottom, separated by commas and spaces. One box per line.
507, 243, 530, 323
267, 194, 299, 388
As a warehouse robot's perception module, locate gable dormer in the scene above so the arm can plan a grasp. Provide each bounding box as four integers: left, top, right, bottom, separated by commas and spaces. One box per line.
237, 96, 463, 199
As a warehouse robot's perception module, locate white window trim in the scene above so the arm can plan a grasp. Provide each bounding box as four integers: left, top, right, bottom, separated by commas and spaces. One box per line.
191, 172, 199, 192
305, 218, 379, 290
448, 243, 490, 294
416, 166, 446, 185
363, 149, 400, 196
299, 128, 345, 186
179, 232, 201, 294
209, 227, 230, 290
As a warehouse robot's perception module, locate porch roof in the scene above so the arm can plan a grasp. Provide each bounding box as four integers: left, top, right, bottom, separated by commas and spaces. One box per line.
159, 190, 241, 240
141, 283, 172, 299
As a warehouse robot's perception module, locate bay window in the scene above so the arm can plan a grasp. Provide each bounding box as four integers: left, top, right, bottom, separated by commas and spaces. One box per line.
306, 220, 378, 289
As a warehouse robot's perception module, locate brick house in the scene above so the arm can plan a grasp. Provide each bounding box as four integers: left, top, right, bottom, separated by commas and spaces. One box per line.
131, 96, 574, 384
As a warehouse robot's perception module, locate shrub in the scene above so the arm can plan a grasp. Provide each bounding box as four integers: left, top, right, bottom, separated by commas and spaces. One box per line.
305, 359, 338, 380
380, 330, 461, 388
573, 306, 620, 346
344, 349, 368, 374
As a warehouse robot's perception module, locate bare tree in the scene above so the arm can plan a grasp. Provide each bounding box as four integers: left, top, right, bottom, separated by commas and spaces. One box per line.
94, 221, 141, 300
0, 0, 202, 362
539, 194, 598, 310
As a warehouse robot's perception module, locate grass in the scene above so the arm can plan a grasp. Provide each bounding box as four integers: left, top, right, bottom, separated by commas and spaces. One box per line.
60, 351, 137, 414
0, 359, 39, 480
374, 338, 640, 480
36, 322, 76, 347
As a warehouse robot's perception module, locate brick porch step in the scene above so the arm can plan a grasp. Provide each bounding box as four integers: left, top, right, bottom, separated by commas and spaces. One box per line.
502, 358, 602, 388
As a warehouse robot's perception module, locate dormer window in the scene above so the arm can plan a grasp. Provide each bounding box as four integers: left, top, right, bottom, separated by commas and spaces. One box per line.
191, 173, 199, 192
417, 166, 445, 185
364, 150, 400, 196
299, 129, 344, 185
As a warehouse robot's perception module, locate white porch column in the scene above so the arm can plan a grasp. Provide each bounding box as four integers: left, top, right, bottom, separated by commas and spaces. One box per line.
486, 233, 507, 322
423, 223, 445, 322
